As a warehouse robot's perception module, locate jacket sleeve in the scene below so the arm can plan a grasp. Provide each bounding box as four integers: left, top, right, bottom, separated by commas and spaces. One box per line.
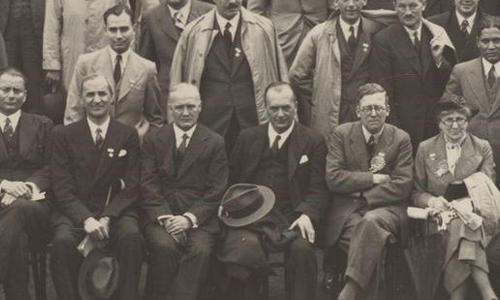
479, 140, 496, 183
247, 0, 270, 16
187, 136, 229, 225
140, 132, 172, 223
26, 118, 55, 191
102, 130, 141, 218
138, 14, 158, 64
363, 133, 414, 207
444, 65, 464, 97
411, 143, 434, 208
168, 29, 188, 123
0, 32, 7, 69
64, 57, 86, 125
51, 127, 94, 225
326, 129, 374, 193
43, 0, 63, 71
143, 66, 166, 126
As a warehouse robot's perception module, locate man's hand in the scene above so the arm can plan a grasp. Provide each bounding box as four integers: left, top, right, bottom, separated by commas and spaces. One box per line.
1, 194, 17, 206
373, 174, 391, 185
45, 70, 61, 93
1, 180, 32, 198
289, 214, 315, 243
84, 217, 109, 241
428, 196, 450, 212
430, 37, 445, 66
163, 215, 192, 235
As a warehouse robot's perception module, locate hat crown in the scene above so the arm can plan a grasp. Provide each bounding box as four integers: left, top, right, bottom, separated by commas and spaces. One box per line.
223, 185, 263, 212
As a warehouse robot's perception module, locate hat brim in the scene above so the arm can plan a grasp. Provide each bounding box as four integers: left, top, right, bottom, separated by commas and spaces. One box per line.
78, 248, 119, 300
220, 185, 275, 227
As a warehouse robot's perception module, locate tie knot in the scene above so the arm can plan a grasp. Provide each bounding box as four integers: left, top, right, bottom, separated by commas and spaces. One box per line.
182, 133, 189, 141
5, 118, 11, 126
116, 54, 122, 62
461, 19, 469, 28
349, 26, 355, 34
491, 65, 496, 73
368, 135, 375, 145
275, 135, 281, 142
96, 128, 102, 134
174, 11, 182, 20
225, 22, 232, 31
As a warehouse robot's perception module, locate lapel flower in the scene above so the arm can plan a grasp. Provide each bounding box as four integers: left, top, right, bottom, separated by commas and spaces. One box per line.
435, 159, 449, 177
369, 152, 386, 173
107, 148, 114, 158
118, 149, 127, 157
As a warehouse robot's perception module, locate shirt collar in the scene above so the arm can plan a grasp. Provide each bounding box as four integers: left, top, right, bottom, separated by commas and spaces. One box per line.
403, 22, 423, 41
361, 125, 384, 143
0, 110, 21, 131
168, 0, 192, 25
215, 10, 241, 40
173, 123, 197, 145
482, 58, 500, 77
87, 116, 111, 139
338, 16, 361, 39
455, 10, 476, 34
444, 134, 467, 148
268, 121, 295, 148
108, 46, 131, 69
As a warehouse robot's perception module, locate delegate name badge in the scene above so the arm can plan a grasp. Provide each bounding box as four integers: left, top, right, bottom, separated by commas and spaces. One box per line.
369, 152, 386, 173
435, 159, 449, 177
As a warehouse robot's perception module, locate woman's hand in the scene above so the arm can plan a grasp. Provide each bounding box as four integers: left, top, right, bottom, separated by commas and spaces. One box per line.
428, 196, 451, 212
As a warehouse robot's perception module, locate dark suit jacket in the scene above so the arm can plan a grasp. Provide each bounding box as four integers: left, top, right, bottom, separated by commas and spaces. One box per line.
51, 120, 140, 226
0, 32, 6, 69
139, 0, 213, 103
0, 0, 45, 44
229, 123, 329, 224
324, 122, 413, 247
429, 11, 482, 62
371, 22, 455, 149
141, 124, 228, 228
423, 0, 499, 17
0, 112, 53, 190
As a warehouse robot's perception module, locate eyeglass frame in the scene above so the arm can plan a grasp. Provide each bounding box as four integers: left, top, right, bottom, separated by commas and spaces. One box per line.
440, 116, 468, 127
357, 104, 389, 114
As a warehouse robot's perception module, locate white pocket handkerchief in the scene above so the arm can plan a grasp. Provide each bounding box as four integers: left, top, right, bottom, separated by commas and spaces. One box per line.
299, 155, 309, 164
118, 149, 127, 157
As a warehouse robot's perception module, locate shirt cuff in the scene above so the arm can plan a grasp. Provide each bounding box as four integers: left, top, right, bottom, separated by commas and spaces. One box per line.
0, 180, 5, 193
183, 212, 199, 228
157, 214, 173, 225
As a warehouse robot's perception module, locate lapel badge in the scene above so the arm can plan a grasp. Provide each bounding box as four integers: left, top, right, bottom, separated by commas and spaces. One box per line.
435, 159, 449, 177
369, 152, 386, 173
362, 43, 369, 53
107, 148, 115, 158
299, 154, 309, 164
118, 149, 127, 157
235, 47, 242, 58
429, 153, 436, 160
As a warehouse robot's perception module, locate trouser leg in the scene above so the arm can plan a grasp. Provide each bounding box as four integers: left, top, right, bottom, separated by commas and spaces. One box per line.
285, 237, 317, 300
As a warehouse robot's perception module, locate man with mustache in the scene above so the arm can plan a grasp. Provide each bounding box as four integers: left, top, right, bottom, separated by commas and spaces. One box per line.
371, 0, 456, 152
170, 0, 288, 152
324, 83, 413, 300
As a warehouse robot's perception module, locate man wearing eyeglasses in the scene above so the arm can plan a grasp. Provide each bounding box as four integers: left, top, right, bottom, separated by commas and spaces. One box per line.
141, 83, 228, 300
324, 83, 413, 300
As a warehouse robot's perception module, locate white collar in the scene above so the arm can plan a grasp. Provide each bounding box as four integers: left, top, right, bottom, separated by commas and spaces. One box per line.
403, 22, 423, 41
0, 110, 21, 132
338, 17, 361, 39
108, 46, 131, 70
444, 134, 466, 148
87, 116, 111, 141
173, 123, 197, 147
268, 121, 295, 149
361, 125, 384, 143
482, 58, 500, 77
168, 0, 192, 25
455, 10, 476, 34
215, 10, 241, 41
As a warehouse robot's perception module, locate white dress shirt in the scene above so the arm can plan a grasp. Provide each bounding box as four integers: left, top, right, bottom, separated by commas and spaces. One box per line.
482, 58, 500, 78
215, 10, 241, 41
268, 121, 295, 149
403, 23, 422, 46
456, 11, 476, 35
338, 17, 361, 41
108, 46, 131, 75
87, 116, 111, 144
444, 135, 466, 175
0, 110, 21, 133
168, 0, 192, 26
362, 125, 384, 144
173, 123, 197, 148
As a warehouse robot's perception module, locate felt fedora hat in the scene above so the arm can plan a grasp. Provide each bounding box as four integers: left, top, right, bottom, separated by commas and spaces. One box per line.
219, 183, 275, 227
78, 248, 119, 300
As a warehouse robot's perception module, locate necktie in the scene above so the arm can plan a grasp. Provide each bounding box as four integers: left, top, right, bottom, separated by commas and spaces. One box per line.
413, 31, 421, 53
3, 118, 13, 141
223, 22, 233, 57
347, 26, 357, 53
460, 19, 469, 36
271, 135, 281, 154
95, 128, 104, 150
367, 135, 375, 159
488, 65, 496, 88
113, 54, 122, 85
177, 133, 189, 158
173, 11, 185, 31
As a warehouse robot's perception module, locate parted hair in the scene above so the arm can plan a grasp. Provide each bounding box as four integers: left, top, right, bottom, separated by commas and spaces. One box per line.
0, 67, 28, 89
356, 83, 388, 107
103, 3, 134, 26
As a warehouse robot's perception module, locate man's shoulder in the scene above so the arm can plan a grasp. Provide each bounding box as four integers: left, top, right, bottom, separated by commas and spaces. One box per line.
21, 112, 54, 127
130, 51, 156, 72
385, 123, 411, 142
295, 123, 324, 143
110, 120, 137, 136
241, 8, 275, 32
454, 57, 481, 72
192, 0, 215, 14
238, 124, 267, 140
428, 11, 451, 26
333, 121, 358, 136
77, 48, 107, 65
197, 123, 225, 144
373, 22, 401, 41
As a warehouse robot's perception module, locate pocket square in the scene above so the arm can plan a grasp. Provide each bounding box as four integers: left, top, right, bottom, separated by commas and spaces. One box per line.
299, 155, 309, 164
118, 149, 127, 157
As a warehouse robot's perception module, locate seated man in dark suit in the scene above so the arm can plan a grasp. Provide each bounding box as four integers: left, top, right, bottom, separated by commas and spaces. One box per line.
141, 83, 228, 300
222, 82, 329, 300
50, 74, 144, 300
324, 83, 413, 300
0, 67, 53, 300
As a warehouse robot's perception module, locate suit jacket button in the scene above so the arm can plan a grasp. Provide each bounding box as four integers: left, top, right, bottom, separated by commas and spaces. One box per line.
191, 79, 196, 84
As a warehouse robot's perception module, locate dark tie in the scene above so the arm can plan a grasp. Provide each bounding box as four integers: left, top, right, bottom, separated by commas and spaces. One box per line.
223, 22, 233, 57
113, 54, 122, 85
347, 26, 357, 53
367, 135, 375, 159
95, 128, 104, 150
3, 118, 13, 142
488, 65, 497, 88
173, 11, 185, 31
271, 135, 281, 155
177, 133, 189, 159
460, 19, 469, 36
413, 31, 421, 53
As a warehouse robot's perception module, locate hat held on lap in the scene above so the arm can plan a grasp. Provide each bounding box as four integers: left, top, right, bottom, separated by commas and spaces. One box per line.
78, 248, 119, 300
219, 183, 275, 227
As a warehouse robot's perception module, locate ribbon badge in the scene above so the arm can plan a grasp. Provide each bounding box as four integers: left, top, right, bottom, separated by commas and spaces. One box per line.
369, 152, 386, 173
107, 148, 115, 158
435, 159, 449, 177
235, 47, 242, 58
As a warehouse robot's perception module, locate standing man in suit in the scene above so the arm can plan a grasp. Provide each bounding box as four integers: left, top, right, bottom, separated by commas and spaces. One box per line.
289, 0, 385, 137
429, 0, 483, 62
65, 4, 164, 141
371, 0, 456, 151
50, 73, 144, 300
0, 68, 53, 300
0, 0, 45, 114
324, 83, 413, 300
170, 0, 288, 151
140, 0, 213, 108
141, 83, 228, 300
226, 82, 329, 300
247, 0, 336, 67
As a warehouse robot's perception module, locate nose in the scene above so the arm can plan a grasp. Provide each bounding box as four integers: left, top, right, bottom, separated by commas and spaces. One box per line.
181, 106, 190, 115
369, 108, 378, 116
487, 41, 496, 49
276, 108, 285, 117
451, 121, 459, 129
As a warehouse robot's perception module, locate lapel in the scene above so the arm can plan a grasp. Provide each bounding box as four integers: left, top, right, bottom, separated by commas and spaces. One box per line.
76, 120, 102, 179
372, 125, 393, 158
18, 113, 37, 157
117, 52, 145, 101
349, 122, 370, 170
393, 24, 422, 77
160, 125, 177, 179
0, 122, 7, 161
158, 3, 180, 42
489, 80, 500, 117
212, 20, 232, 73
466, 58, 492, 113
93, 121, 123, 184
177, 125, 209, 178
430, 134, 456, 183
325, 19, 341, 65
287, 124, 309, 181
421, 26, 434, 78
453, 134, 478, 180
349, 17, 376, 79
96, 49, 115, 91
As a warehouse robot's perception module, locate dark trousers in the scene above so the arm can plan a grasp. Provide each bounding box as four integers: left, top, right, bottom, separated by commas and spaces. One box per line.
144, 223, 217, 300
50, 215, 144, 300
487, 233, 500, 295
4, 11, 44, 114
0, 199, 50, 300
